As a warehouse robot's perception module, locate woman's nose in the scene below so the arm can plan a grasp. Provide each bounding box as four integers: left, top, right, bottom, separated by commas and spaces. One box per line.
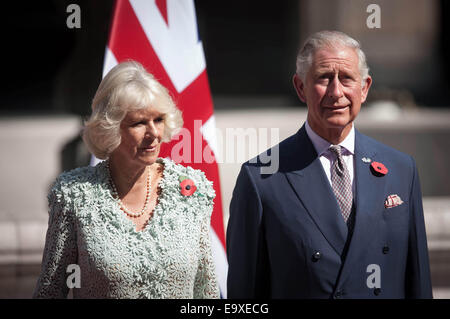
146, 121, 158, 137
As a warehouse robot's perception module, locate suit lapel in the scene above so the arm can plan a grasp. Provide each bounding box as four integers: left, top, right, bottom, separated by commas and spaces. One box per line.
337, 130, 387, 286
284, 126, 348, 257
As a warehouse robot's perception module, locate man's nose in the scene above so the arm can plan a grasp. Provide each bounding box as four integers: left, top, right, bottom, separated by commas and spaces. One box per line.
327, 76, 344, 99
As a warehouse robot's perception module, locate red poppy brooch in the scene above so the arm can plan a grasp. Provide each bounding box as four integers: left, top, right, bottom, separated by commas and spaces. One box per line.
370, 161, 388, 177
179, 176, 197, 196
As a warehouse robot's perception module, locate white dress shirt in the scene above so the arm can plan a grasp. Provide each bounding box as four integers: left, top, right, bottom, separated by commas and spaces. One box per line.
305, 121, 356, 196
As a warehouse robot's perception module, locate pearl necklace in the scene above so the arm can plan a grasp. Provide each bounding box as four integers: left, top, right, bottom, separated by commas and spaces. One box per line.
107, 161, 151, 218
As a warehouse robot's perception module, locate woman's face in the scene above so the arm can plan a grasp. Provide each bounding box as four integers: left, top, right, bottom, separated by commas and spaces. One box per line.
113, 106, 165, 167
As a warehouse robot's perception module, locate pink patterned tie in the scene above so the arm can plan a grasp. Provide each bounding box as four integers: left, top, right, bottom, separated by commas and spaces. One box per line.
329, 145, 353, 222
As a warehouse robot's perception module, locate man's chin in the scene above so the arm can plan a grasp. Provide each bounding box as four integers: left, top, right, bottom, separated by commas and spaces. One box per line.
323, 117, 352, 129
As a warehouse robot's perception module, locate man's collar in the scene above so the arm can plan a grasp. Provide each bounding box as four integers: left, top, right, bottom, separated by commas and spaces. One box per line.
305, 120, 355, 156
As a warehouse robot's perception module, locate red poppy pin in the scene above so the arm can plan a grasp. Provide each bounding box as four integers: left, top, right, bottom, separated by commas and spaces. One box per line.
179, 176, 197, 196
370, 161, 388, 177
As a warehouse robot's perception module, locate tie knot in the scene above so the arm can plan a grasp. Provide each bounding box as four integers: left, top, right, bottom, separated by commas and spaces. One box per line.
329, 145, 343, 159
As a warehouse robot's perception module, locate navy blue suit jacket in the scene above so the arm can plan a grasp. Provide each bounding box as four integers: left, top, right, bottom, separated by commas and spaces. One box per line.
226, 124, 432, 298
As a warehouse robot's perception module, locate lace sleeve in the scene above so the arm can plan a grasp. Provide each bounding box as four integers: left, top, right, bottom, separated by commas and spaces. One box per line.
33, 180, 78, 299
193, 199, 220, 299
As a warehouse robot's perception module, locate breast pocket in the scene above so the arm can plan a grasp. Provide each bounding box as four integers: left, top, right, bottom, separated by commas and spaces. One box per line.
383, 200, 408, 220
382, 200, 409, 242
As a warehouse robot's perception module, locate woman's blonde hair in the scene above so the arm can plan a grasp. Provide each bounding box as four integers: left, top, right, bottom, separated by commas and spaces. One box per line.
83, 61, 183, 159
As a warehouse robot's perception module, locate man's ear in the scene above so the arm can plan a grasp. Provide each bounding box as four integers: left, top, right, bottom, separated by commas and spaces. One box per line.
361, 75, 372, 103
293, 74, 307, 103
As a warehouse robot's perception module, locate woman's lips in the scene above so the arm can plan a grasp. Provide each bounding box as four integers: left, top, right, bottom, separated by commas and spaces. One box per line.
140, 145, 158, 152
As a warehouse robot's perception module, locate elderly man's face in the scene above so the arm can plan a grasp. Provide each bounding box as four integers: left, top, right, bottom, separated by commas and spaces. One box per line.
293, 45, 372, 141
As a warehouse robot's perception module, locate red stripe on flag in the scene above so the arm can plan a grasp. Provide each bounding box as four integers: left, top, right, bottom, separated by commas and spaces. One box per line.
159, 72, 226, 247
177, 71, 214, 125
108, 0, 177, 97
155, 0, 169, 26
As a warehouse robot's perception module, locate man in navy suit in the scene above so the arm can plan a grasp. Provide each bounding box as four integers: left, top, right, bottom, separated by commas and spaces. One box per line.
226, 30, 432, 298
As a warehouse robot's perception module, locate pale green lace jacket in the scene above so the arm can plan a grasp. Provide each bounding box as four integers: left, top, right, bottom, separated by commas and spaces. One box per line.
33, 158, 219, 299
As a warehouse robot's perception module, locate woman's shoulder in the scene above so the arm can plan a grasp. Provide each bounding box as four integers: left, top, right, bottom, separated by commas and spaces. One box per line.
158, 157, 216, 200
50, 162, 108, 196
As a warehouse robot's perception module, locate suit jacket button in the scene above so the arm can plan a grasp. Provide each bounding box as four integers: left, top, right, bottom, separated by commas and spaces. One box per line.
374, 288, 381, 296
312, 251, 321, 262
334, 290, 343, 299
382, 246, 389, 254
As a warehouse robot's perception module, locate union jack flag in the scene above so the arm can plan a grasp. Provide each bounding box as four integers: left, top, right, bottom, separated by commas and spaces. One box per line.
101, 0, 227, 297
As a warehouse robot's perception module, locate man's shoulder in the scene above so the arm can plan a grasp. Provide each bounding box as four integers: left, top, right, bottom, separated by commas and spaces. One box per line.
242, 130, 300, 169
238, 127, 312, 183
356, 131, 415, 170
358, 132, 409, 157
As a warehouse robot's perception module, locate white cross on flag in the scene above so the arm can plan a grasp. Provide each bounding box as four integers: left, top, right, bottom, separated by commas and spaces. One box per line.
102, 0, 227, 297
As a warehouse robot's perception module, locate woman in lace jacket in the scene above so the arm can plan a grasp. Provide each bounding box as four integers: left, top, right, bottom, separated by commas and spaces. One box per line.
33, 61, 219, 299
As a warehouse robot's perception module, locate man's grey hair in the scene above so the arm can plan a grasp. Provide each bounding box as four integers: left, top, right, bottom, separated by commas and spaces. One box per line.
295, 30, 369, 84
